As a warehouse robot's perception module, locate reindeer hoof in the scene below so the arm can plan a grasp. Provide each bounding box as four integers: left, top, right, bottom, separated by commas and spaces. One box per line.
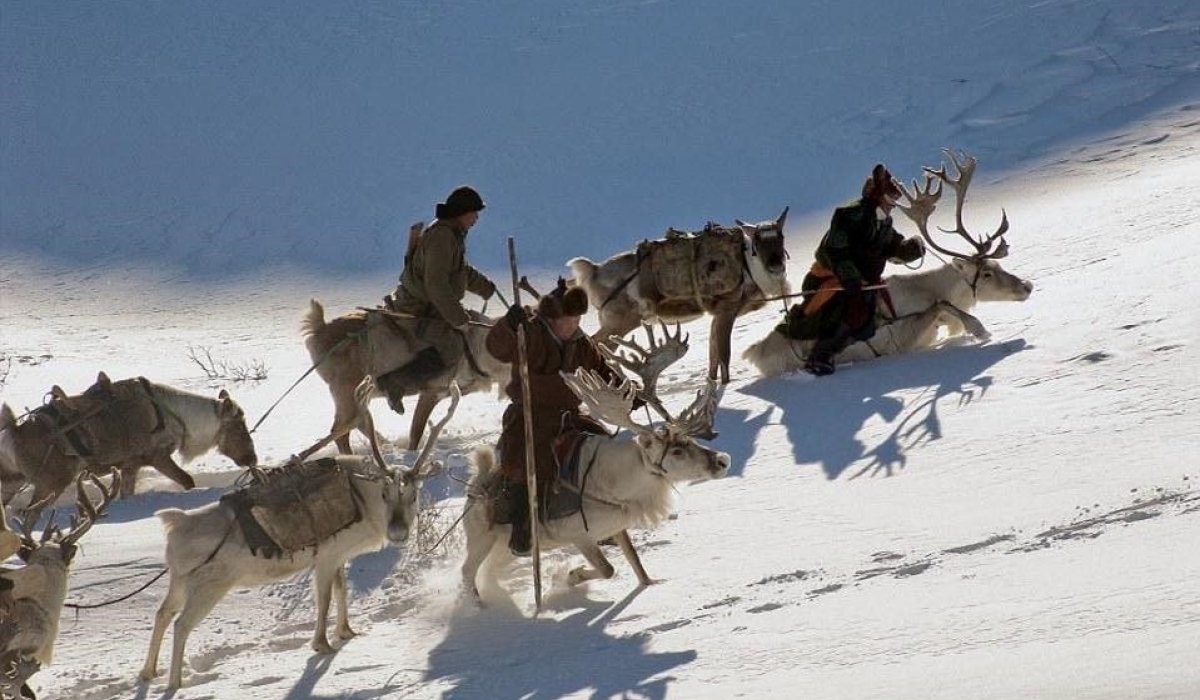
139, 668, 159, 682
337, 627, 358, 641
312, 639, 334, 654
567, 567, 589, 586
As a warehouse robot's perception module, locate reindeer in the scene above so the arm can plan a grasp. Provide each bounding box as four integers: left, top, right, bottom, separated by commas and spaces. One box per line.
460, 329, 730, 604
139, 387, 458, 690
744, 150, 1033, 376
301, 299, 507, 453
1, 475, 117, 699
569, 209, 790, 384
0, 373, 257, 509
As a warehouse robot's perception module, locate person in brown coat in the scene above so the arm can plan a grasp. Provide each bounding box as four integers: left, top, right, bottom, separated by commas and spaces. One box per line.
793, 163, 925, 376
377, 185, 498, 412
486, 279, 617, 556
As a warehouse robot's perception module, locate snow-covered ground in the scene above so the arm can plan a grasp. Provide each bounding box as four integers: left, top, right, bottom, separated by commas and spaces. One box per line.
2, 2, 1199, 699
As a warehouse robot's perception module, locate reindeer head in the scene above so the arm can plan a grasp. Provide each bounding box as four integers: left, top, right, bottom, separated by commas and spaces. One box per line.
561, 369, 730, 483
380, 383, 461, 544
735, 207, 790, 276
897, 149, 1033, 300
215, 390, 258, 468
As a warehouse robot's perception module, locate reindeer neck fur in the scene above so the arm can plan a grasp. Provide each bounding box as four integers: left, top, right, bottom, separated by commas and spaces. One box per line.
148, 383, 224, 462
886, 262, 979, 317
576, 434, 675, 528
742, 235, 788, 299
14, 546, 71, 664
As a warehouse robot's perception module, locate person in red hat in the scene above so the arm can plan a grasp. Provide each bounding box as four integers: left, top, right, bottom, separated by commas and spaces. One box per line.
485, 279, 618, 556
378, 186, 498, 412
791, 164, 926, 376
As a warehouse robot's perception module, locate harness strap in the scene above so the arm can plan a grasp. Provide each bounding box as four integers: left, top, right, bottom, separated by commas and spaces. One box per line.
599, 254, 643, 310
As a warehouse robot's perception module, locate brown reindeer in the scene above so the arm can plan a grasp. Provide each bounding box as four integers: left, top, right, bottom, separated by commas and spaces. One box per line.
301, 299, 507, 453
568, 209, 790, 384
0, 373, 257, 510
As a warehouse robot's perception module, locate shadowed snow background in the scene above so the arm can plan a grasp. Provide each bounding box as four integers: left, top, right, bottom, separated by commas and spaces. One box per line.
1, 1, 1199, 699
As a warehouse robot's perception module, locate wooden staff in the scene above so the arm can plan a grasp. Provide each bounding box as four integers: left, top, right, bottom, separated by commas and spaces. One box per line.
507, 237, 543, 613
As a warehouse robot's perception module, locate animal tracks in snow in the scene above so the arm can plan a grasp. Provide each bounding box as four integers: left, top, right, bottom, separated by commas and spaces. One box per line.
643, 484, 1200, 634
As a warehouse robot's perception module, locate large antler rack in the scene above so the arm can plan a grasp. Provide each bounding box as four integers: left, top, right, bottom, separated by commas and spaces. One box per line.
598, 322, 689, 421
59, 473, 119, 549
896, 148, 1010, 262
561, 370, 651, 437
566, 323, 719, 441
403, 381, 461, 485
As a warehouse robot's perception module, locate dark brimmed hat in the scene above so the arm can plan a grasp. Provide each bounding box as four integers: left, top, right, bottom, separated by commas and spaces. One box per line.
436, 185, 486, 219
861, 163, 902, 201
538, 277, 589, 319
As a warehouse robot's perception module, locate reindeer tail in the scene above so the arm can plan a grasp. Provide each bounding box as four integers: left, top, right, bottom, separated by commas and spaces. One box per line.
301, 298, 327, 337
469, 446, 495, 479
566, 257, 598, 290
154, 507, 190, 534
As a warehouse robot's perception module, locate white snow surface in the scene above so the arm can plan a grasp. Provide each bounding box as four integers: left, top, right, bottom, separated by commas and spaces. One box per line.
2, 2, 1199, 699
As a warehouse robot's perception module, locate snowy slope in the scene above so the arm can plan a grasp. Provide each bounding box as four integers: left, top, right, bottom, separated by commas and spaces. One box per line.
2, 2, 1199, 699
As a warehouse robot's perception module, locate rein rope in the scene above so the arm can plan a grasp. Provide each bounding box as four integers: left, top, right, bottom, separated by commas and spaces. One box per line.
250, 332, 359, 434
66, 568, 168, 611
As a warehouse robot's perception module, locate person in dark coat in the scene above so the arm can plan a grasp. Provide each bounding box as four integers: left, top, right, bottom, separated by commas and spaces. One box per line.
376, 185, 498, 412
793, 164, 925, 376
485, 279, 617, 556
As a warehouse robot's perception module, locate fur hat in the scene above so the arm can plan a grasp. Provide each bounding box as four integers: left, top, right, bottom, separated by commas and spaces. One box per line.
435, 185, 486, 219
538, 278, 589, 319
861, 163, 902, 202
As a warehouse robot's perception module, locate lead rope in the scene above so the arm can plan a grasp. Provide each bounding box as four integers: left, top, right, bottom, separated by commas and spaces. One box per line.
250, 332, 358, 434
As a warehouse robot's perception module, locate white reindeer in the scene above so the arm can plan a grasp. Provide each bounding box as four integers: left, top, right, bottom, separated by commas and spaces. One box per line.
1, 475, 117, 698
569, 210, 790, 384
139, 388, 458, 690
460, 354, 730, 603
744, 150, 1033, 376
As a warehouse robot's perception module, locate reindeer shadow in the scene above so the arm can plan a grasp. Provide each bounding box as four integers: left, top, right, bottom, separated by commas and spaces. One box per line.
427, 590, 696, 700
740, 339, 1028, 480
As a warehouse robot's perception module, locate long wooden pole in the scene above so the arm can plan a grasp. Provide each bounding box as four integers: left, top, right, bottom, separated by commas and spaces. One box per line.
507, 237, 542, 613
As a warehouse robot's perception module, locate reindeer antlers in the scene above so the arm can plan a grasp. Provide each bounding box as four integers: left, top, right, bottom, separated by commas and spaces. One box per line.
60, 473, 119, 548
561, 369, 649, 437
404, 381, 461, 484
897, 149, 1010, 262
599, 322, 689, 420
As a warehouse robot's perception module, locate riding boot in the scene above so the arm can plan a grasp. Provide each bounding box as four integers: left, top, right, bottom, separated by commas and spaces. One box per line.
374, 347, 445, 414
805, 323, 855, 376
506, 482, 532, 557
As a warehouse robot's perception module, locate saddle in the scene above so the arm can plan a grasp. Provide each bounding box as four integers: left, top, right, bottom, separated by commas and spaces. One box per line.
33, 376, 165, 463
489, 415, 610, 526
221, 457, 363, 559
636, 223, 745, 306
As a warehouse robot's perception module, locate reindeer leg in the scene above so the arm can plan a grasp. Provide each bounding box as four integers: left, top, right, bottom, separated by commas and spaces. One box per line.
118, 466, 139, 497
567, 541, 616, 586
709, 313, 737, 384
407, 392, 440, 450
331, 385, 361, 455
613, 530, 654, 586
149, 453, 196, 491
168, 581, 231, 689
333, 566, 356, 641
937, 301, 990, 341
311, 566, 336, 653
140, 574, 186, 681
460, 516, 499, 602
